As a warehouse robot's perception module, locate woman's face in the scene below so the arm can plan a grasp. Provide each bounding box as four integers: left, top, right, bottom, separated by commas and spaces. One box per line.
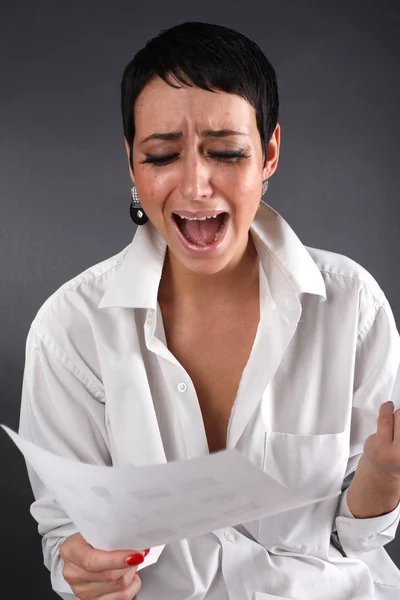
125, 75, 280, 276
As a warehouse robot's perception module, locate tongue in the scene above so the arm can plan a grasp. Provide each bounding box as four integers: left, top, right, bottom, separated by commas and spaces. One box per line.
181, 215, 223, 246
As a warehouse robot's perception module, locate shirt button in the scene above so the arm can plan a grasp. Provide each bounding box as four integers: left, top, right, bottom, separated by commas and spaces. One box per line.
224, 530, 236, 542
177, 382, 187, 393
146, 314, 153, 325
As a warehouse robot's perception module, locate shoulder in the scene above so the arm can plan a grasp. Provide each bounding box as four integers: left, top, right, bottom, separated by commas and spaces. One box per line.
304, 246, 392, 343
306, 245, 385, 305
28, 243, 129, 349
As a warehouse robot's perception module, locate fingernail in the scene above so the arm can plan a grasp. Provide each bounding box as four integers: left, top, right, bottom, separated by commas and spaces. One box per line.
126, 553, 145, 566
143, 548, 150, 557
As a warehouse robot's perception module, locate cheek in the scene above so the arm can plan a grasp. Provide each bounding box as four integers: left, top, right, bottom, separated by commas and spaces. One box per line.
216, 160, 260, 192
135, 170, 170, 213
149, 168, 170, 190
148, 170, 178, 208
225, 173, 262, 215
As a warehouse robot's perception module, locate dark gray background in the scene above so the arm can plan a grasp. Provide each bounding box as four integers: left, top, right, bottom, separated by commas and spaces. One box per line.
0, 0, 399, 596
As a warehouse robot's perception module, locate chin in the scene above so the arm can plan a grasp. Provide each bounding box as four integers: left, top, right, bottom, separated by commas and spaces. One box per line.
170, 240, 240, 276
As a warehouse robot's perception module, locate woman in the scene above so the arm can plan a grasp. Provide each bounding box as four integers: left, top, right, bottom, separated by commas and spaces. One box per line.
19, 21, 400, 600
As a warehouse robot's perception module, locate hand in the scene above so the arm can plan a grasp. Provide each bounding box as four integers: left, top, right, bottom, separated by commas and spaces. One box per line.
363, 401, 400, 475
60, 532, 149, 600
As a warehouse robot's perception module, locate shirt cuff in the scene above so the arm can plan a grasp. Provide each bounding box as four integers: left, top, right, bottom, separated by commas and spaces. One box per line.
334, 487, 400, 556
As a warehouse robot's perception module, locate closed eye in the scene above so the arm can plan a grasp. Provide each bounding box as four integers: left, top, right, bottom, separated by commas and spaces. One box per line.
140, 150, 250, 166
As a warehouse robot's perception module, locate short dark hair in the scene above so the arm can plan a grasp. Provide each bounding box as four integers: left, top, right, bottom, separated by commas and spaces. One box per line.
121, 21, 279, 171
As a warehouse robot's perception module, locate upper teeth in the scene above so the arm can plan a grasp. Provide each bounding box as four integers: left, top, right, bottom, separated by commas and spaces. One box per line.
176, 214, 220, 221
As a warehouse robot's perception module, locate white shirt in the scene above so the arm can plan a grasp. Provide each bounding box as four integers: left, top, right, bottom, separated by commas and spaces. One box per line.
19, 200, 400, 600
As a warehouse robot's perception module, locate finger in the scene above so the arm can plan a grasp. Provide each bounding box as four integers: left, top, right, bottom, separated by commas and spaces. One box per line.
100, 571, 142, 600
72, 566, 138, 597
393, 408, 400, 445
376, 401, 395, 444
87, 549, 145, 573
64, 559, 137, 585
65, 536, 147, 572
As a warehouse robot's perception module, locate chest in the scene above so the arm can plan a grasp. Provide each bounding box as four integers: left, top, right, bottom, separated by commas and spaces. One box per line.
159, 298, 260, 452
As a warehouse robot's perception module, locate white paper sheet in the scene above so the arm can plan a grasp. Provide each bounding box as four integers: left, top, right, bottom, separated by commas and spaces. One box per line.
2, 425, 339, 552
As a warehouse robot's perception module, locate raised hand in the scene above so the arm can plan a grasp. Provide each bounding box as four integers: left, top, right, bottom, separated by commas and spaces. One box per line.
347, 401, 400, 518
363, 401, 400, 472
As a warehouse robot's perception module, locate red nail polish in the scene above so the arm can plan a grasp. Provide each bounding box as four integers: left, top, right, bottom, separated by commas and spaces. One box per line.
143, 548, 150, 557
126, 553, 145, 566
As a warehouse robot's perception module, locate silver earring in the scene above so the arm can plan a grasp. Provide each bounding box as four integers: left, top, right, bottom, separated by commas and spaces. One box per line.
130, 184, 149, 225
262, 179, 269, 196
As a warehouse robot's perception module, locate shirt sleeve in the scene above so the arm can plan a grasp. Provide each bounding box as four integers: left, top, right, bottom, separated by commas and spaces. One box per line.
19, 324, 112, 597
20, 320, 162, 597
333, 293, 400, 557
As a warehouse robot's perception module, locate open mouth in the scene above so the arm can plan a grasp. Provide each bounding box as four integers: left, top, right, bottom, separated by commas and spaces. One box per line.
172, 212, 229, 246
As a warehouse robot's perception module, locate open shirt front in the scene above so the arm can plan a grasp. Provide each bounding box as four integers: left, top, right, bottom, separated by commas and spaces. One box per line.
20, 200, 400, 599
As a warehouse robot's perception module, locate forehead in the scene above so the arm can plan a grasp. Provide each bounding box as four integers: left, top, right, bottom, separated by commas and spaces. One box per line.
134, 75, 257, 134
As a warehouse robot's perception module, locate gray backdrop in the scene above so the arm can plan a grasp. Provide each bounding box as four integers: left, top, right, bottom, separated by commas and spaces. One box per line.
0, 0, 399, 596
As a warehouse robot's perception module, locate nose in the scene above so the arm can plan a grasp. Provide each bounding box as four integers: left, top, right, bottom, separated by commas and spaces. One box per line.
178, 152, 213, 203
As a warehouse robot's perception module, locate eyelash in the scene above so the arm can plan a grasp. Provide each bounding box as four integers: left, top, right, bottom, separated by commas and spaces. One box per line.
141, 150, 250, 166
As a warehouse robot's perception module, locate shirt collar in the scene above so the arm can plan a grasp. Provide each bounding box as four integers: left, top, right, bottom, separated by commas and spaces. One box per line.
98, 201, 326, 310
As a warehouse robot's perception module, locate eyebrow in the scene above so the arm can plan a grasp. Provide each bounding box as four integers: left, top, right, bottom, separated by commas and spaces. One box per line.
140, 129, 248, 144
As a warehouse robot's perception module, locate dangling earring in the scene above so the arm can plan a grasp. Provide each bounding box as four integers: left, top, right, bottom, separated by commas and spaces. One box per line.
130, 184, 149, 225
262, 179, 269, 196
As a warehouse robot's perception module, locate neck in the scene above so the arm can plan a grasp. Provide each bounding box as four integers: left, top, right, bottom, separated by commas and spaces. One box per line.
158, 233, 260, 308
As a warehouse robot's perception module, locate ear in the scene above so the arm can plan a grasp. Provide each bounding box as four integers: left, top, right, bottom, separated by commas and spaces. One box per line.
124, 138, 135, 183
262, 123, 281, 181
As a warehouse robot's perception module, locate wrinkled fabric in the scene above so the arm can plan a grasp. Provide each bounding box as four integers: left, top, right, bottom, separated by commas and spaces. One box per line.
19, 201, 400, 599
